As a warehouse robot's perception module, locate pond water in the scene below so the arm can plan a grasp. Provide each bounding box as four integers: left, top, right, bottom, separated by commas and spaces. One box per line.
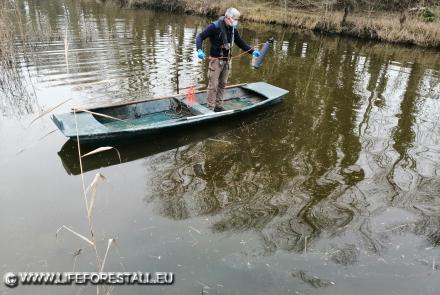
1, 0, 440, 294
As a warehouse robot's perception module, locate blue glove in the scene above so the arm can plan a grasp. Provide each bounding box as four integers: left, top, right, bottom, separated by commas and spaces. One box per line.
252, 49, 261, 58
197, 49, 206, 60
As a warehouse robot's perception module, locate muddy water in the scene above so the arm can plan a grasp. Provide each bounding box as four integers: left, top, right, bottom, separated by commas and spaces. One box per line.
1, 0, 440, 294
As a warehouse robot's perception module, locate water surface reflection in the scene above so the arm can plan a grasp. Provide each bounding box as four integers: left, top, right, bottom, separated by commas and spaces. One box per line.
1, 0, 440, 294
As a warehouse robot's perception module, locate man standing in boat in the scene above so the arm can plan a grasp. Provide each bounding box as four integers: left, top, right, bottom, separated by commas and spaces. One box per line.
196, 7, 260, 112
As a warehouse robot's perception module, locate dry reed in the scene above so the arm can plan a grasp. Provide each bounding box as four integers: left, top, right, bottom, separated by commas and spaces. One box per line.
55, 109, 117, 294
28, 98, 128, 293
0, 0, 52, 112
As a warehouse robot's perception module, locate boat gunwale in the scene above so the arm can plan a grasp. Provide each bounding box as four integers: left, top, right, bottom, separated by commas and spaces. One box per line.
72, 83, 247, 113
97, 90, 274, 127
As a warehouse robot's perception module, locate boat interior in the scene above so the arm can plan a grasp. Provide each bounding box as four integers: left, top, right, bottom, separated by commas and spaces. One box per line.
92, 87, 265, 127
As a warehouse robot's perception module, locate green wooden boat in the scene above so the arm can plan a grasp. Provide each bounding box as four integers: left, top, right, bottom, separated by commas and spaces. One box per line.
51, 82, 289, 142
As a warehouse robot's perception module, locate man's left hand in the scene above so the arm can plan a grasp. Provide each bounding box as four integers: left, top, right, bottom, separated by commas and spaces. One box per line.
252, 49, 261, 58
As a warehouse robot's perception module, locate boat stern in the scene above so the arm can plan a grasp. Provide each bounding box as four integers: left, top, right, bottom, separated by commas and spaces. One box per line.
51, 112, 109, 140
241, 82, 289, 101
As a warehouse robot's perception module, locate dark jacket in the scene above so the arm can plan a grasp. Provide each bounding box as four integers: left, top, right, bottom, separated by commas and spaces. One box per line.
196, 17, 254, 58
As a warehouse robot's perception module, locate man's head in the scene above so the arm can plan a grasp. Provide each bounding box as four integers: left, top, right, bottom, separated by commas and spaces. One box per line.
224, 7, 240, 27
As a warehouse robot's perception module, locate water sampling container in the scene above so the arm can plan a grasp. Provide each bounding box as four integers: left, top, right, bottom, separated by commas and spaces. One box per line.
252, 37, 274, 69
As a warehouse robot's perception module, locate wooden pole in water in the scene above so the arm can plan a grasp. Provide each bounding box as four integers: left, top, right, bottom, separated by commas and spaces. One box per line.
176, 70, 179, 94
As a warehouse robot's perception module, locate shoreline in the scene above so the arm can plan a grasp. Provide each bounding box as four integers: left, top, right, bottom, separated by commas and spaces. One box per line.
110, 0, 440, 49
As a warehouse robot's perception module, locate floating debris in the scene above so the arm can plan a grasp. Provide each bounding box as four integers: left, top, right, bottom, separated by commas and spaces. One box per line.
331, 244, 360, 266
208, 138, 232, 145
221, 253, 253, 270
291, 270, 335, 288
189, 226, 201, 235
416, 257, 440, 271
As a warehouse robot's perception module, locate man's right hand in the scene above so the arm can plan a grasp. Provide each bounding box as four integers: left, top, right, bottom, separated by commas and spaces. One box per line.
197, 50, 206, 60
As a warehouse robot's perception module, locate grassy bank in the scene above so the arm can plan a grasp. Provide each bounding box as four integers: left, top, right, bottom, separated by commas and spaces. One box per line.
112, 0, 440, 49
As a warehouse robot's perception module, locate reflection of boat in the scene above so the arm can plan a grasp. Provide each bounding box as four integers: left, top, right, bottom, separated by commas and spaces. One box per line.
58, 127, 219, 175
58, 100, 283, 175
51, 82, 289, 143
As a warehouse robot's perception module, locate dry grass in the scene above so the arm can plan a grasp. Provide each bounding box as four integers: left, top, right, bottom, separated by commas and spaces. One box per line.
29, 102, 122, 294
0, 1, 27, 100
0, 0, 43, 64
235, 4, 440, 48
0, 2, 16, 59
0, 0, 53, 113
114, 0, 440, 48
55, 109, 118, 294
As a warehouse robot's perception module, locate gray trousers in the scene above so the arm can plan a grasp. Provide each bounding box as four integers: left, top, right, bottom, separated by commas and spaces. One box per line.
207, 58, 229, 109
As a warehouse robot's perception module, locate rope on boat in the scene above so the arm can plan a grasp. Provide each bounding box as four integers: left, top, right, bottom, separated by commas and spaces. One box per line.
207, 42, 264, 60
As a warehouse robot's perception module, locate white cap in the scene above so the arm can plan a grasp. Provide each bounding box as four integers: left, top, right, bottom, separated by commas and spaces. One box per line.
225, 7, 240, 18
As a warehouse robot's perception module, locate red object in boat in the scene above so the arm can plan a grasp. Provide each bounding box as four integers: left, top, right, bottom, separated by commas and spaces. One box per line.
185, 85, 196, 106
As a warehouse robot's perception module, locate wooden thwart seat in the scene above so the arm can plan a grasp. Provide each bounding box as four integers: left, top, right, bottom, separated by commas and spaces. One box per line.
179, 100, 214, 115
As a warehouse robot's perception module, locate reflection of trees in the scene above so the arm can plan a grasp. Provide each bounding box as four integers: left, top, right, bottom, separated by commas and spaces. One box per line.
387, 63, 423, 201
148, 37, 374, 257
146, 31, 440, 261
16, 0, 431, 261
358, 53, 388, 136
381, 62, 440, 248
15, 0, 439, 261
4, 0, 206, 114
